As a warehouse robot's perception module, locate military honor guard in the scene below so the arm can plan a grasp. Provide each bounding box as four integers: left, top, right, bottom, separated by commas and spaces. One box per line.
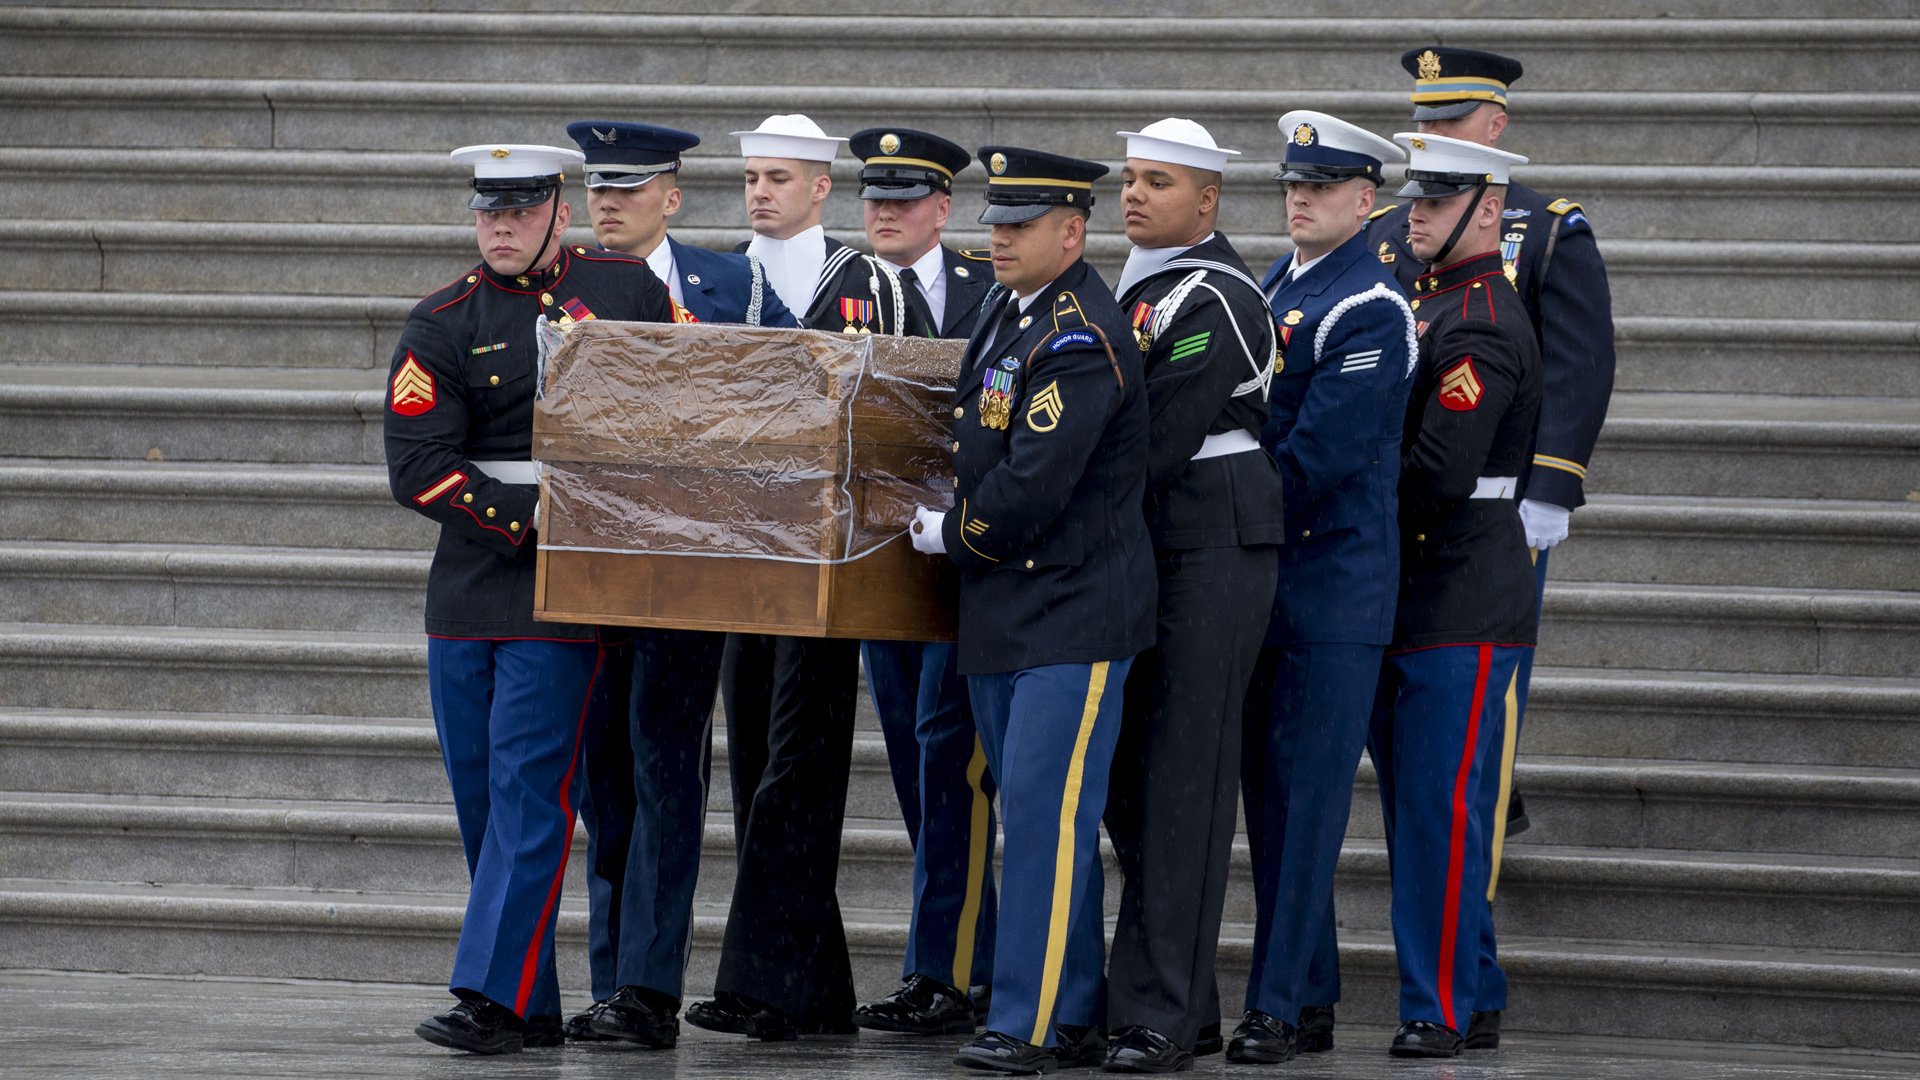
732, 113, 916, 332
845, 126, 1001, 1038
909, 146, 1154, 1074
388, 144, 672, 1054
1232, 113, 1417, 1065
1098, 118, 1285, 1073
1368, 132, 1541, 1059
556, 120, 797, 1049
1366, 47, 1618, 1033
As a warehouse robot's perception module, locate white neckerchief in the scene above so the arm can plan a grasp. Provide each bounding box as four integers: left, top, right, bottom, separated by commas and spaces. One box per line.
1115, 232, 1214, 299
745, 224, 827, 314
1267, 247, 1333, 301
640, 234, 684, 305
881, 243, 949, 332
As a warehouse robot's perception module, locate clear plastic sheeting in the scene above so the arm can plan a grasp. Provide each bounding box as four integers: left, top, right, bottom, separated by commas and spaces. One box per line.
533, 321, 965, 564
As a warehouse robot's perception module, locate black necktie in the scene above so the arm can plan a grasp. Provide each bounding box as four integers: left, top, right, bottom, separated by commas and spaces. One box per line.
897, 267, 938, 336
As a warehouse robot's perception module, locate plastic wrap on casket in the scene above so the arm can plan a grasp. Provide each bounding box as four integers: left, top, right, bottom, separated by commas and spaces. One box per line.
533, 321, 964, 563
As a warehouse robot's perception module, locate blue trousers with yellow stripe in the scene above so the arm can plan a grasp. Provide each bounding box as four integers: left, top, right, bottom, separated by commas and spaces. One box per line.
968, 658, 1132, 1047
1472, 546, 1551, 1011
1367, 643, 1529, 1031
428, 636, 607, 1019
862, 640, 997, 992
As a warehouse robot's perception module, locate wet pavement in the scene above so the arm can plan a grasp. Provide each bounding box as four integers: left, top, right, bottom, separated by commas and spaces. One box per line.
2, 970, 1915, 1079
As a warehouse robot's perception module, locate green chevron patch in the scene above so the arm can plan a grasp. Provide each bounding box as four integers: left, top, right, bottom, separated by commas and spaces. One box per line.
1167, 331, 1211, 361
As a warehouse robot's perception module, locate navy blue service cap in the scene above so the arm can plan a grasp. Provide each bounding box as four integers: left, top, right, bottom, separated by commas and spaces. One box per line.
451, 144, 584, 210
1275, 110, 1403, 186
976, 146, 1108, 224
1401, 46, 1525, 121
566, 121, 700, 188
851, 128, 972, 200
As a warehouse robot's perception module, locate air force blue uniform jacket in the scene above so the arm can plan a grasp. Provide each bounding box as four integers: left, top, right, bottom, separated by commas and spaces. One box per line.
1260, 229, 1419, 646
665, 236, 797, 328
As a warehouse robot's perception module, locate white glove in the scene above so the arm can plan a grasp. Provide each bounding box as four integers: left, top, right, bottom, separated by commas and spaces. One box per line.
1519, 498, 1571, 551
911, 505, 948, 555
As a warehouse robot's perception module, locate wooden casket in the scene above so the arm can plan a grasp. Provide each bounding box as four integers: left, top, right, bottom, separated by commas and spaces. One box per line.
530, 321, 963, 641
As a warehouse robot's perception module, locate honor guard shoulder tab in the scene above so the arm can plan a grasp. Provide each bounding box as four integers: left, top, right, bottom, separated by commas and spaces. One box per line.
958, 248, 992, 261
1368, 204, 1399, 221
1546, 199, 1582, 216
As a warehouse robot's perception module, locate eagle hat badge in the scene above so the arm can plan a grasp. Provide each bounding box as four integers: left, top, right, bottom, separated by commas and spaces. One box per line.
879, 132, 901, 154
491, 148, 510, 159
1292, 123, 1316, 146
593, 127, 618, 144
990, 152, 1008, 175
1417, 49, 1443, 80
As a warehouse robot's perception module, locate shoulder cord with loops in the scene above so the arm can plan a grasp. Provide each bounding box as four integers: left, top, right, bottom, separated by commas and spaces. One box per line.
1147, 266, 1275, 401
1313, 282, 1421, 378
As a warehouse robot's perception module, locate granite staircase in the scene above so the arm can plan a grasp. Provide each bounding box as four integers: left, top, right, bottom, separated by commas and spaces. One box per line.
0, 0, 1916, 1054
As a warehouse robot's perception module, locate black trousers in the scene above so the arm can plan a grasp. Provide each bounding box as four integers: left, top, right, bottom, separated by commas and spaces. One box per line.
1105, 543, 1280, 1048
714, 632, 861, 1025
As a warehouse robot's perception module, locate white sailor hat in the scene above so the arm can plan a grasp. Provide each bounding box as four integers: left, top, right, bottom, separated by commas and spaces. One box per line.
1115, 117, 1241, 173
450, 144, 586, 209
1274, 111, 1403, 186
732, 114, 848, 163
1392, 131, 1528, 198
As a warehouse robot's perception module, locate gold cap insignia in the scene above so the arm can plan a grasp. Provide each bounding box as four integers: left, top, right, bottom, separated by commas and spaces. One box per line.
1292, 123, 1316, 147
1418, 49, 1442, 80
491, 148, 510, 159
990, 152, 1008, 175
1283, 310, 1303, 326
1410, 137, 1426, 151
879, 133, 901, 154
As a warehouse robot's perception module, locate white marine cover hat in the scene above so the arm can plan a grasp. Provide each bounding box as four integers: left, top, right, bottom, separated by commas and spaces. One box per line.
1116, 117, 1241, 173
732, 114, 849, 163
1392, 131, 1528, 198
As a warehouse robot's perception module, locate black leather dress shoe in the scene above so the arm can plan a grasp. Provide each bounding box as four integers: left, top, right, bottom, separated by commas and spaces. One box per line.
1390, 1020, 1463, 1058
1103, 1026, 1193, 1073
1054, 1024, 1108, 1069
564, 1000, 619, 1042
1464, 1009, 1501, 1049
523, 1014, 565, 1048
591, 985, 679, 1048
1506, 790, 1531, 836
855, 973, 977, 1035
415, 997, 525, 1055
1192, 1022, 1221, 1057
685, 993, 798, 1041
1296, 1005, 1335, 1053
1225, 1009, 1295, 1065
956, 1030, 1058, 1074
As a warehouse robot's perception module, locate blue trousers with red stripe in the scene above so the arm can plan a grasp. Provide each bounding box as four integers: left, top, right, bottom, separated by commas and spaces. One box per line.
863, 639, 997, 992
1367, 643, 1528, 1031
428, 636, 607, 1018
969, 659, 1132, 1048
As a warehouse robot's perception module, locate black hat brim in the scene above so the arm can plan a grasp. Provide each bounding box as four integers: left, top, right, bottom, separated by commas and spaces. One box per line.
1394, 177, 1483, 200
467, 187, 559, 210
862, 182, 941, 201
979, 202, 1057, 225
1410, 100, 1491, 122
1275, 165, 1378, 185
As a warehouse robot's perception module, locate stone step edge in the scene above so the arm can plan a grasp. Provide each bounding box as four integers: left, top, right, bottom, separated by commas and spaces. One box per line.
1, 884, 1915, 998
9, 7, 1920, 46
3, 76, 1914, 120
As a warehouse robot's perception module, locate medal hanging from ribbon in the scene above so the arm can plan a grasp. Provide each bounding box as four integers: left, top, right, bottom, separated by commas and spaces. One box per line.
841, 297, 874, 334
1130, 301, 1155, 351
978, 366, 1016, 430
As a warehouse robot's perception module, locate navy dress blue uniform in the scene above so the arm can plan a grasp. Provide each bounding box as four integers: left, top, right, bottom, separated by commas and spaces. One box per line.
390, 144, 671, 1052
1365, 49, 1617, 1024
1232, 114, 1418, 1051
1364, 131, 1541, 1055
1105, 216, 1286, 1053
935, 148, 1155, 1065
846, 126, 1003, 1030
558, 122, 797, 1038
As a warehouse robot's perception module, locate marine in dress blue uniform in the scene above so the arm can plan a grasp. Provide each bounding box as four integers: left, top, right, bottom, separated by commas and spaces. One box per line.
1366, 133, 1541, 1059
556, 120, 798, 1048
1365, 49, 1618, 1039
845, 128, 1002, 1038
391, 144, 672, 1055
1099, 118, 1285, 1073
915, 147, 1154, 1074
1230, 112, 1418, 1064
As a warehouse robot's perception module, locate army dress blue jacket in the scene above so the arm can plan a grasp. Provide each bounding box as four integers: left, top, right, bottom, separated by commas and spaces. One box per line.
1260, 228, 1419, 647
664, 236, 797, 327
939, 257, 1156, 675
1368, 182, 1615, 510
384, 245, 672, 639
